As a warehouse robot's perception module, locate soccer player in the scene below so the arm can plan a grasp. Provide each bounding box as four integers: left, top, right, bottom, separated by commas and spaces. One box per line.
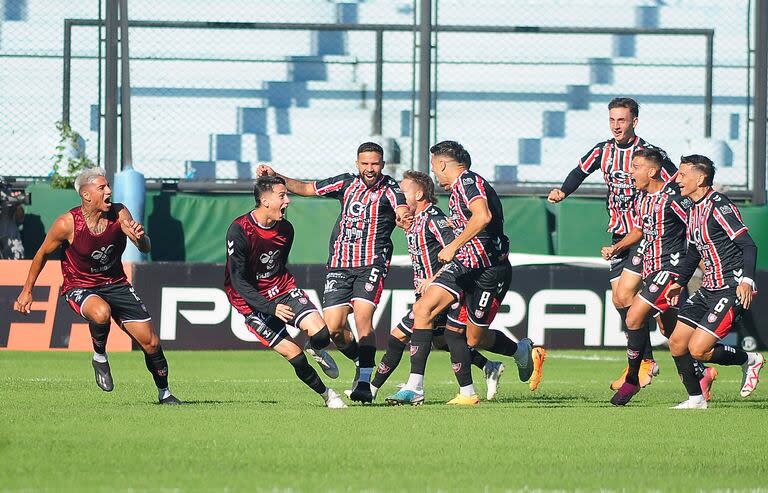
369, 171, 505, 402
225, 176, 346, 409
13, 168, 180, 404
602, 149, 715, 405
256, 142, 411, 404
388, 141, 545, 405
548, 97, 677, 388
663, 155, 763, 409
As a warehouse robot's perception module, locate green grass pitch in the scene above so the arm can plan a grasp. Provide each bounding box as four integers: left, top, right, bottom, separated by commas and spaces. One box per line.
1, 349, 766, 492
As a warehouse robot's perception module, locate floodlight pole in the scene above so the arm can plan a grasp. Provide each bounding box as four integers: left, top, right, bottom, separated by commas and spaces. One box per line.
103, 0, 119, 183
119, 0, 133, 170
417, 0, 432, 173
753, 0, 767, 205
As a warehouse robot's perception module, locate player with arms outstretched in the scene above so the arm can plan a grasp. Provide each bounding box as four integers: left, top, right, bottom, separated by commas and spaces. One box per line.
548, 97, 677, 388
225, 176, 345, 409
257, 142, 412, 404
14, 168, 180, 404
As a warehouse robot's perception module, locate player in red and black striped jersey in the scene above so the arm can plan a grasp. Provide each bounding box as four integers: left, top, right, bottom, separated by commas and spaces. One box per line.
13, 168, 180, 404
364, 171, 504, 403
663, 155, 764, 409
224, 176, 346, 409
257, 142, 412, 404
392, 141, 544, 406
549, 97, 676, 386
602, 149, 712, 405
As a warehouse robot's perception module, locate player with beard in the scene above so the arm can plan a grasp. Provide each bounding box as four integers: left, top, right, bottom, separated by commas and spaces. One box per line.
548, 97, 678, 389
388, 141, 545, 406
225, 176, 346, 409
14, 168, 181, 404
663, 155, 763, 409
257, 142, 412, 404
366, 171, 505, 403
602, 149, 717, 405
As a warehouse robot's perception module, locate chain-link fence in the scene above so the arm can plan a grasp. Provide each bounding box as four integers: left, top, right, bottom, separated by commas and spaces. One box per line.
0, 0, 761, 192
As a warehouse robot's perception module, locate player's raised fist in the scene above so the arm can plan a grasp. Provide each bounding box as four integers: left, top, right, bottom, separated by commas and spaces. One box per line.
257, 164, 276, 177
600, 246, 615, 260
547, 188, 566, 203
438, 244, 457, 264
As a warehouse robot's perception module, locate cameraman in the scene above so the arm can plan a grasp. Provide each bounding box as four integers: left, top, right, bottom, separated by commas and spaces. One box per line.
0, 177, 26, 260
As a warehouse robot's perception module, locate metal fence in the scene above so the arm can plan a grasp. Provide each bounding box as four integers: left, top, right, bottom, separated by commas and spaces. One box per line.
0, 0, 764, 200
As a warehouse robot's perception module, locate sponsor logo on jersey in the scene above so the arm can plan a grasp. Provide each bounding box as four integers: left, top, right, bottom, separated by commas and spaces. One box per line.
632, 256, 642, 265
324, 279, 338, 293
347, 200, 366, 217
649, 284, 659, 293
462, 177, 475, 186
365, 282, 375, 292
299, 297, 308, 305
475, 309, 485, 319
260, 250, 280, 269
91, 244, 116, 265
719, 205, 733, 215
708, 313, 718, 323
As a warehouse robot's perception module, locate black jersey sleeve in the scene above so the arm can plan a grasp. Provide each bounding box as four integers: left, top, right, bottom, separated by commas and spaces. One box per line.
312, 173, 353, 199
461, 172, 489, 204
561, 167, 588, 196
226, 223, 278, 314
733, 232, 758, 282
577, 143, 604, 174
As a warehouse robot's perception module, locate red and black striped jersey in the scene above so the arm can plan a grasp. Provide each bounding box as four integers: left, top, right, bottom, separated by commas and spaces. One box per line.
313, 173, 407, 269
405, 205, 457, 289
684, 190, 750, 290
448, 170, 509, 269
633, 182, 691, 277
224, 212, 297, 315
579, 136, 677, 235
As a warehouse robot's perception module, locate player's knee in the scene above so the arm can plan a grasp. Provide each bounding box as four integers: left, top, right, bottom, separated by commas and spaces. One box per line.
89, 305, 111, 325
412, 300, 434, 321
668, 335, 687, 356
465, 331, 483, 348
142, 334, 160, 354
625, 311, 643, 330
688, 345, 711, 362
309, 326, 331, 350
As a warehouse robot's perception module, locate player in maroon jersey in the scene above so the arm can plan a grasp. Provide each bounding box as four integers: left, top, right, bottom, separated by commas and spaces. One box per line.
225, 176, 346, 408
661, 155, 763, 409
257, 142, 412, 404
362, 171, 504, 403
391, 141, 545, 406
13, 168, 180, 404
602, 149, 715, 405
548, 97, 678, 389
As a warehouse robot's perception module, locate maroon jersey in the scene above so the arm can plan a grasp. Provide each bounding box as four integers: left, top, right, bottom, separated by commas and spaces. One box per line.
313, 173, 407, 269
684, 190, 750, 290
578, 136, 677, 235
448, 170, 509, 269
60, 205, 128, 294
224, 211, 297, 315
406, 205, 457, 288
633, 182, 690, 277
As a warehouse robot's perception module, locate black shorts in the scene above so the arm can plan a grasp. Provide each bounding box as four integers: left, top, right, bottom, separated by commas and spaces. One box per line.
64, 283, 151, 325
610, 233, 644, 281
323, 265, 387, 309
677, 287, 743, 340
433, 259, 511, 328
243, 288, 319, 348
636, 270, 679, 316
